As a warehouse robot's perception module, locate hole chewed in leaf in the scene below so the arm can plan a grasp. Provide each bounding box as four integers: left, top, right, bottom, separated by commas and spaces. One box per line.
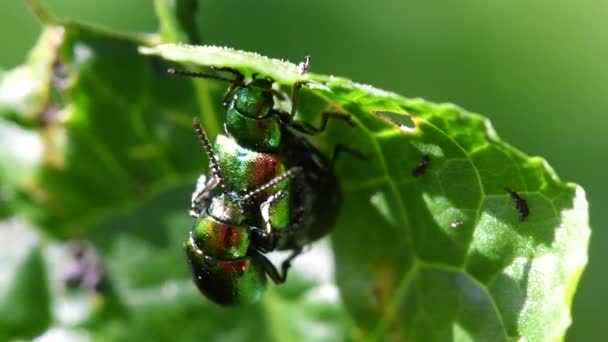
371, 110, 416, 132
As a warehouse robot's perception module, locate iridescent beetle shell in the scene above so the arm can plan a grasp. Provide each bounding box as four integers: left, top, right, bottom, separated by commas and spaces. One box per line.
225, 78, 282, 151
185, 234, 267, 305
176, 59, 355, 306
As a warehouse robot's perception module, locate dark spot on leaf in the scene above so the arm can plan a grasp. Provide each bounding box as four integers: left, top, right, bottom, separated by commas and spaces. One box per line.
505, 188, 529, 221
412, 154, 430, 177
372, 110, 416, 132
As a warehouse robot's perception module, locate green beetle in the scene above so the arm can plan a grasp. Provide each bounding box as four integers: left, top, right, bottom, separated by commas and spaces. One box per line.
177, 60, 361, 305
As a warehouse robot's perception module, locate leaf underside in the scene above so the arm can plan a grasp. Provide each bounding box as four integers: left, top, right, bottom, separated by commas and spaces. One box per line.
0, 3, 589, 342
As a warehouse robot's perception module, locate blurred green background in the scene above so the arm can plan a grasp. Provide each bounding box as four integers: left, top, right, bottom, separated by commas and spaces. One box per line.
0, 0, 605, 340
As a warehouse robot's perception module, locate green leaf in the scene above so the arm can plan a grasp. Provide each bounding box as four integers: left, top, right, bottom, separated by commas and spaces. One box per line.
0, 169, 13, 219
142, 44, 590, 341
0, 221, 51, 340
0, 2, 589, 342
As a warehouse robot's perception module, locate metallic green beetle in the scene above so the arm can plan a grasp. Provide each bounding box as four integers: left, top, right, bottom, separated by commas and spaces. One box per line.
176, 60, 358, 305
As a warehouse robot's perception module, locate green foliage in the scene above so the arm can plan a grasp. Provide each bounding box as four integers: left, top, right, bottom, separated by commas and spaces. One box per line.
0, 1, 589, 341
0, 223, 50, 341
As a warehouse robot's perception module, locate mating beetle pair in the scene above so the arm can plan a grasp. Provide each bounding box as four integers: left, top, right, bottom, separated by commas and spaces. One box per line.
172, 58, 360, 305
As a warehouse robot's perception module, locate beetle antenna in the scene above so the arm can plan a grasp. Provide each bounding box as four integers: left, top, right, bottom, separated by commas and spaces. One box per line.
168, 68, 235, 83
168, 66, 246, 84
241, 167, 302, 202
193, 118, 225, 189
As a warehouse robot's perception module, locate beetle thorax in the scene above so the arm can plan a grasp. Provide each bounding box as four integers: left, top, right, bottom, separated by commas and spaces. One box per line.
208, 194, 245, 224
224, 82, 283, 152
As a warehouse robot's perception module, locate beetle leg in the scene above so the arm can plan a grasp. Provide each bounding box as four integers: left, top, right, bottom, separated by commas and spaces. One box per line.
277, 246, 303, 283
253, 190, 302, 284
250, 190, 287, 252
289, 81, 306, 118
260, 190, 287, 234
250, 247, 303, 284
287, 55, 311, 119
297, 140, 367, 171
288, 111, 354, 135
327, 144, 368, 170
189, 175, 220, 217
284, 54, 354, 132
